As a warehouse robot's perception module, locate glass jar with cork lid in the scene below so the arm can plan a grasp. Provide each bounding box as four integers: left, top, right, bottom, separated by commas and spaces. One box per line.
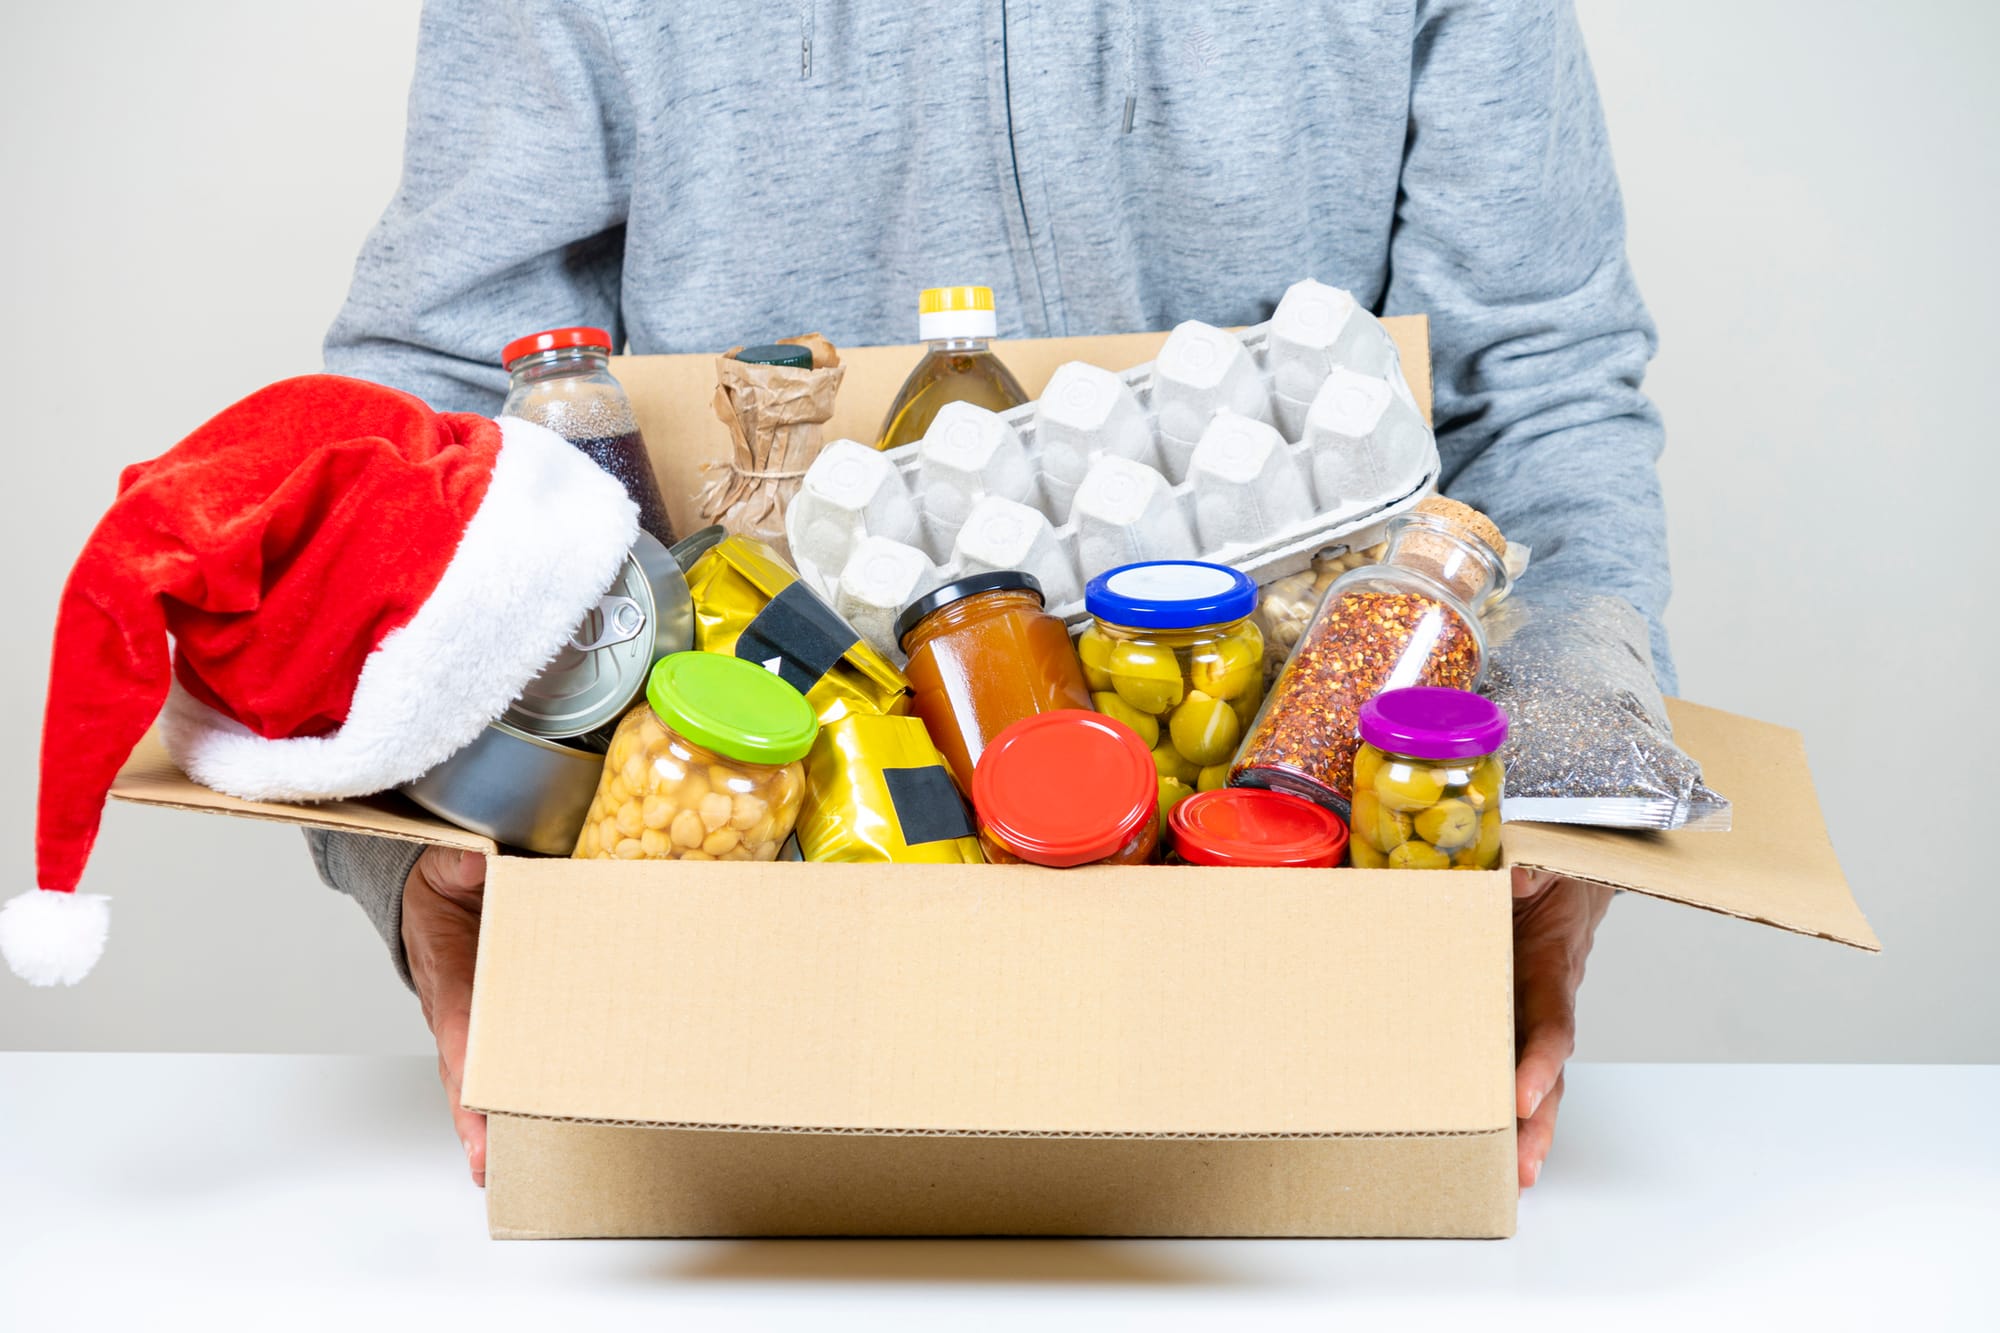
1230, 497, 1508, 815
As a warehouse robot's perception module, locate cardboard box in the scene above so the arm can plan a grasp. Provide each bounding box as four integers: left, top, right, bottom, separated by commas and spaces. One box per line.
108, 322, 1876, 1239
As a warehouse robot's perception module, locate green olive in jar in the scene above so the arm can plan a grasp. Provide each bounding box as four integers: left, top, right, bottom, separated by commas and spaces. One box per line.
1076, 624, 1117, 693
1350, 789, 1413, 853
1168, 690, 1241, 767
1151, 739, 1201, 785
1196, 762, 1231, 792
1414, 798, 1479, 852
1156, 776, 1194, 832
1108, 639, 1185, 715
1374, 760, 1445, 813
1349, 837, 1388, 869
1190, 631, 1262, 701
1452, 809, 1503, 869
1387, 838, 1451, 871
1092, 691, 1160, 749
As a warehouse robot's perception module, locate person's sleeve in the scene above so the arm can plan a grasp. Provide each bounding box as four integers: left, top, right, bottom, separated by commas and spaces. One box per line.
1383, 0, 1677, 693
323, 0, 635, 414
306, 829, 424, 990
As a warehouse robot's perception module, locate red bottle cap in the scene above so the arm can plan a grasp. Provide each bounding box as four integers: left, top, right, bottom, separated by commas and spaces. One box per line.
972, 711, 1156, 867
502, 326, 614, 368
1169, 788, 1349, 868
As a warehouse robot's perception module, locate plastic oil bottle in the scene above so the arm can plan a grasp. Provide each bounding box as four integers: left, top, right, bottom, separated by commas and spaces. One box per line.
876, 286, 1030, 451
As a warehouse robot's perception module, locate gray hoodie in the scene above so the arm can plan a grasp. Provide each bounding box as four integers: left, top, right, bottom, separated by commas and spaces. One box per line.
316, 0, 1672, 978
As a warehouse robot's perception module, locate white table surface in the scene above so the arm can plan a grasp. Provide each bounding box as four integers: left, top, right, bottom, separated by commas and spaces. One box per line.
1, 1055, 1993, 1330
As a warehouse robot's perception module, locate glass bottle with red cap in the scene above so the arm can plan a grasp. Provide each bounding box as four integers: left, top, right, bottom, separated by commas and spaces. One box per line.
971, 711, 1161, 867
1346, 686, 1508, 871
502, 327, 676, 546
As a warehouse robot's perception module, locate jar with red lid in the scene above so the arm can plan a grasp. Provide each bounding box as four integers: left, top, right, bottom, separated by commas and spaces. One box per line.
1168, 788, 1349, 868
970, 711, 1161, 867
502, 326, 677, 546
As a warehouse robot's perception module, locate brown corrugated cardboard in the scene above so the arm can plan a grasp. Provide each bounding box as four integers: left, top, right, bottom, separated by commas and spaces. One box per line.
101, 319, 1872, 1239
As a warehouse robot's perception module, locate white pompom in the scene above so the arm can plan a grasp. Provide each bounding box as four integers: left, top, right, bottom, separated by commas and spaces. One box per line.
0, 889, 110, 986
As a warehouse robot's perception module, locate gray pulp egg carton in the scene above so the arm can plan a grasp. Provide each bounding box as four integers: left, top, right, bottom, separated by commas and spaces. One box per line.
785, 279, 1439, 661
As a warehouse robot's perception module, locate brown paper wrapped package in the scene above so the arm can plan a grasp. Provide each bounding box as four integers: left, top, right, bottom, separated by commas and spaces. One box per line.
700, 333, 844, 561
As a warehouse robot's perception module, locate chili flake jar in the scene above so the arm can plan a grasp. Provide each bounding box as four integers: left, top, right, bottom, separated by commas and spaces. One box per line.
1080, 560, 1265, 825
1231, 498, 1507, 813
896, 571, 1092, 793
1347, 687, 1508, 870
572, 651, 818, 862
971, 711, 1161, 867
1168, 788, 1349, 868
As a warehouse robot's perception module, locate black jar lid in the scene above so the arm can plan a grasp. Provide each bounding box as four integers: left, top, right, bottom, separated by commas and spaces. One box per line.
734, 343, 814, 369
894, 571, 1044, 649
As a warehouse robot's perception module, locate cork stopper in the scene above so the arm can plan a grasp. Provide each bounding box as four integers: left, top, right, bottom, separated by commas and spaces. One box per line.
1412, 495, 1505, 557
1394, 496, 1507, 606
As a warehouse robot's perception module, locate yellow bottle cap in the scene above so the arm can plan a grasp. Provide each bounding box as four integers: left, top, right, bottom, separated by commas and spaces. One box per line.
918, 285, 995, 315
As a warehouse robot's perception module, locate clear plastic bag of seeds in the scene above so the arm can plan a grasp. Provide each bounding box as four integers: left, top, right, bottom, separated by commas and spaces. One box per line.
1479, 588, 1731, 831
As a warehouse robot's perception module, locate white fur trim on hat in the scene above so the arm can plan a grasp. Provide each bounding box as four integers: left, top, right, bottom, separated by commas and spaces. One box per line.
1, 889, 111, 987
159, 417, 641, 801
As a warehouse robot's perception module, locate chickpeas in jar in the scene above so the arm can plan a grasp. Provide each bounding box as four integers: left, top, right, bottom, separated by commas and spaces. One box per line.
1345, 687, 1508, 871
1078, 561, 1265, 827
572, 651, 818, 863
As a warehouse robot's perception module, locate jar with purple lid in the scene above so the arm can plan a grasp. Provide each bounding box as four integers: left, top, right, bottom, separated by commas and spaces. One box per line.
1347, 687, 1508, 871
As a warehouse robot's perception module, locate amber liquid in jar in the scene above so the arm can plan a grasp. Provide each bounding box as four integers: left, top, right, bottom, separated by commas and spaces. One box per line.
900, 585, 1092, 793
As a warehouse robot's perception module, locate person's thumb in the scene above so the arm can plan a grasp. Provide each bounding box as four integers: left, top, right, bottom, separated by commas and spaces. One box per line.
422, 846, 488, 899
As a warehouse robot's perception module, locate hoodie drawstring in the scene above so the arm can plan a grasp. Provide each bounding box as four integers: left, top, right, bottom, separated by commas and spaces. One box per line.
1120, 0, 1136, 133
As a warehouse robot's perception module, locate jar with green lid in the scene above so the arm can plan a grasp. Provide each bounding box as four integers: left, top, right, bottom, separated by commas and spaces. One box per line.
572, 651, 819, 862
1078, 560, 1265, 823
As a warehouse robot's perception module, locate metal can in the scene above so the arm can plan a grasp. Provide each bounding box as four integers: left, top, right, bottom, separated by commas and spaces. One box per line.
502, 530, 695, 739
400, 721, 605, 856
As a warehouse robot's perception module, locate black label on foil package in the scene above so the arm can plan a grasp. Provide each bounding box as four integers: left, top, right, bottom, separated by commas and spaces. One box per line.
736, 582, 861, 697
882, 766, 978, 846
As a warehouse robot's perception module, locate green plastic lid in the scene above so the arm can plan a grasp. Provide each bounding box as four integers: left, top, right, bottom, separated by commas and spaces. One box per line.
646, 652, 819, 764
734, 343, 814, 369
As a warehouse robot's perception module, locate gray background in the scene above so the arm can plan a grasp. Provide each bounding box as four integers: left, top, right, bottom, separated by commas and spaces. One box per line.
1, 1, 1992, 1059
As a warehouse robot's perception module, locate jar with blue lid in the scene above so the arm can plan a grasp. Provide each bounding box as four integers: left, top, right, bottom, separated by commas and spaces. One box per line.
1079, 561, 1265, 828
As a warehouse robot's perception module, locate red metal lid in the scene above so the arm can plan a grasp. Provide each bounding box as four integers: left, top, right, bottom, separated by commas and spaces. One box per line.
972, 711, 1156, 867
502, 326, 614, 368
1168, 788, 1349, 868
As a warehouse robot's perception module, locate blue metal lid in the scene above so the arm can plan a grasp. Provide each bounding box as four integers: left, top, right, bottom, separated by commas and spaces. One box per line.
1084, 561, 1258, 630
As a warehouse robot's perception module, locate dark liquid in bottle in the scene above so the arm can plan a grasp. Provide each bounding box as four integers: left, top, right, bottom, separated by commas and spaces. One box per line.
567, 431, 676, 546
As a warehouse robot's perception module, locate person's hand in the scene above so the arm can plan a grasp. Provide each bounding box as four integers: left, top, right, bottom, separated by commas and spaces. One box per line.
401, 846, 489, 1187
1512, 871, 1613, 1190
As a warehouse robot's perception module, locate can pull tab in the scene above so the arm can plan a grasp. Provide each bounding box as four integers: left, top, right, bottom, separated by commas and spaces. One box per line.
569, 595, 647, 652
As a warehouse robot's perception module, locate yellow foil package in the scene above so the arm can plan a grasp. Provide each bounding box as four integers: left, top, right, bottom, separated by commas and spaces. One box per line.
798, 715, 985, 864
685, 535, 911, 723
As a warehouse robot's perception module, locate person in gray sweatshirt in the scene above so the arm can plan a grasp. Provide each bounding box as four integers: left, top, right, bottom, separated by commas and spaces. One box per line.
317, 0, 1658, 1194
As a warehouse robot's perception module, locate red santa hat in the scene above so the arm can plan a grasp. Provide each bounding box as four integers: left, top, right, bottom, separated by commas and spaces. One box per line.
2, 374, 639, 986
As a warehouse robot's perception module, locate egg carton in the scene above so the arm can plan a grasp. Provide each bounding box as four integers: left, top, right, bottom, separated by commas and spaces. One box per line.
785, 279, 1439, 661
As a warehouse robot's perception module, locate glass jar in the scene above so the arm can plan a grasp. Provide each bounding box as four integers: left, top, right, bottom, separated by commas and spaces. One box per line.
1346, 687, 1508, 870
971, 711, 1161, 866
1079, 560, 1265, 824
1231, 501, 1506, 813
502, 326, 677, 546
1167, 788, 1349, 868
896, 571, 1092, 793
572, 652, 817, 862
